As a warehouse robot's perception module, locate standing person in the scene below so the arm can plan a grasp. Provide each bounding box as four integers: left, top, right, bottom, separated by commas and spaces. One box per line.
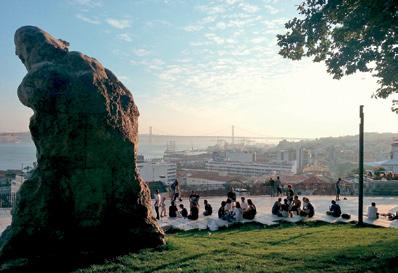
269, 177, 275, 197
160, 196, 167, 218
240, 196, 248, 212
227, 187, 236, 202
336, 178, 341, 201
203, 199, 213, 216
276, 176, 283, 196
154, 189, 161, 220
171, 179, 182, 202
189, 191, 199, 208
286, 185, 294, 205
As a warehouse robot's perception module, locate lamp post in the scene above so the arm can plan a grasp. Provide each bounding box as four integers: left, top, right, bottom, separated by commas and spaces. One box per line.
358, 105, 364, 225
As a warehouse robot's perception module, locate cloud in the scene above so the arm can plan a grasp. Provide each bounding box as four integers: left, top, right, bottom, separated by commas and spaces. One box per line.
69, 0, 101, 7
239, 3, 259, 13
146, 20, 172, 27
216, 22, 227, 30
224, 0, 240, 5
75, 14, 100, 24
197, 4, 226, 14
130, 58, 165, 70
133, 48, 150, 56
118, 33, 132, 42
183, 25, 204, 32
264, 4, 279, 15
204, 33, 225, 45
158, 66, 184, 81
251, 37, 266, 44
106, 18, 131, 29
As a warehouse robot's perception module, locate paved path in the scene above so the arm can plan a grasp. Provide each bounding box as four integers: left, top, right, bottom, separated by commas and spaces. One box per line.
155, 195, 398, 231
1, 195, 397, 235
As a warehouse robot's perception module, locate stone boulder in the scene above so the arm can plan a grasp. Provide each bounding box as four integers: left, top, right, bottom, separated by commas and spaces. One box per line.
0, 26, 165, 271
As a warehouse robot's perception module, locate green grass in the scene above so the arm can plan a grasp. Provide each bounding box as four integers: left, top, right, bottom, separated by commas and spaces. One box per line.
73, 223, 398, 273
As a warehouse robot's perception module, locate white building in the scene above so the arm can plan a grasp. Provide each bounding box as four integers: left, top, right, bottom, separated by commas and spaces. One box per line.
0, 174, 25, 207
137, 161, 177, 185
205, 160, 294, 176
225, 151, 255, 162
368, 139, 398, 173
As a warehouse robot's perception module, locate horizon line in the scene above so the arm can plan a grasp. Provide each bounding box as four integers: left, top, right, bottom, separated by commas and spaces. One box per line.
2, 131, 398, 140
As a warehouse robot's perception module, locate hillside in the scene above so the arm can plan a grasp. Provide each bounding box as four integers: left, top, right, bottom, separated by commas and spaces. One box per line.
74, 223, 398, 273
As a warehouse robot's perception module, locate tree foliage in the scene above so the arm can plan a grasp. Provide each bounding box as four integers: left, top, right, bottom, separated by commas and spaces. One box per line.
277, 0, 398, 110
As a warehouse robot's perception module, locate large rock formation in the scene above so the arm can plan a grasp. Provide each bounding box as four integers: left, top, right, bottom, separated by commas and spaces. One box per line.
0, 26, 164, 271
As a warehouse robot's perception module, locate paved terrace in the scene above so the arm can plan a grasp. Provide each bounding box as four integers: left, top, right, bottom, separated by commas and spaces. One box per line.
0, 195, 397, 236
154, 195, 398, 232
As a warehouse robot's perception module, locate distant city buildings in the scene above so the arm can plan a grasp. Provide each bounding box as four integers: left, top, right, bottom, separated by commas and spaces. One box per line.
367, 139, 398, 173
178, 170, 234, 191
205, 160, 294, 176
137, 157, 177, 185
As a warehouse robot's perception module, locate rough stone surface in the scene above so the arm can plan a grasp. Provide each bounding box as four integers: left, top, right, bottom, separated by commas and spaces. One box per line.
0, 26, 164, 271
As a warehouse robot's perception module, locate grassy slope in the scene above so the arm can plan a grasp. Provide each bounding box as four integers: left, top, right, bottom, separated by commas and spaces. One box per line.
74, 223, 398, 273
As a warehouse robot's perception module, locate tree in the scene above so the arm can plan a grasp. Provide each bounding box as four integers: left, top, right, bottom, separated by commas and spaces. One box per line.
277, 0, 398, 110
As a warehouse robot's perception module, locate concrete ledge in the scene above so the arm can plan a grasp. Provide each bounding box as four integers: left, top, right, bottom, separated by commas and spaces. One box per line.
157, 213, 398, 232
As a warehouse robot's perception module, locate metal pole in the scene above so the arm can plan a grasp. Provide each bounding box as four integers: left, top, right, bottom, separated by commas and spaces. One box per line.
358, 105, 364, 225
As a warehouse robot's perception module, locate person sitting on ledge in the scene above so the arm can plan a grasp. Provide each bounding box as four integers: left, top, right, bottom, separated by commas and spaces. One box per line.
233, 201, 243, 222
240, 196, 248, 212
243, 199, 257, 220
300, 197, 315, 218
203, 199, 213, 216
169, 201, 178, 218
272, 197, 283, 217
223, 199, 235, 221
367, 202, 379, 220
326, 200, 341, 217
218, 201, 226, 219
188, 203, 199, 220
179, 204, 188, 218
388, 211, 398, 221
289, 195, 301, 217
281, 199, 289, 218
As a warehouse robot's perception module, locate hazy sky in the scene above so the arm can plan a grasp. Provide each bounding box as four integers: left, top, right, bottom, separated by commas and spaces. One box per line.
1, 0, 397, 138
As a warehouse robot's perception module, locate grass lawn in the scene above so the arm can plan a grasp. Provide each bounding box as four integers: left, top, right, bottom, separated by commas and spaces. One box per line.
73, 223, 398, 273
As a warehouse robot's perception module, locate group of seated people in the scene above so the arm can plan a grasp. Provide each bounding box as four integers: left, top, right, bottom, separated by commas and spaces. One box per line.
326, 200, 398, 221
164, 191, 398, 224
168, 197, 213, 220
272, 196, 315, 218
218, 195, 257, 222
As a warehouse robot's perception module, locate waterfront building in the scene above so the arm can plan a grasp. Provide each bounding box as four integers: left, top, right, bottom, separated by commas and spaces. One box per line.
205, 160, 294, 176
137, 160, 177, 185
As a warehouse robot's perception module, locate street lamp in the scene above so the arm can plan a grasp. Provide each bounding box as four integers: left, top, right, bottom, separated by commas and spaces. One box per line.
358, 105, 364, 226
